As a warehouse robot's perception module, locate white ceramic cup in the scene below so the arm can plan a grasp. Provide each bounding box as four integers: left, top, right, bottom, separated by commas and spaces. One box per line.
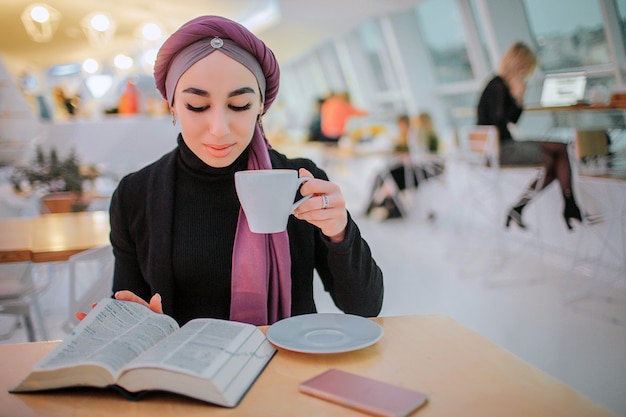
235, 169, 312, 233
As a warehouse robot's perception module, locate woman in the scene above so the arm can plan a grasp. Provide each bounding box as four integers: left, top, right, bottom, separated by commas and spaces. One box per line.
476, 41, 582, 230
413, 112, 440, 154
105, 15, 384, 326
365, 113, 443, 220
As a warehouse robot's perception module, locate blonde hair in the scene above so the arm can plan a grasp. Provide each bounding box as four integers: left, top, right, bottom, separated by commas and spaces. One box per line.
498, 42, 537, 79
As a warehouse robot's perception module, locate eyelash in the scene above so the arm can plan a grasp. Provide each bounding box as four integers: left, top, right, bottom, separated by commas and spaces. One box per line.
185, 103, 252, 112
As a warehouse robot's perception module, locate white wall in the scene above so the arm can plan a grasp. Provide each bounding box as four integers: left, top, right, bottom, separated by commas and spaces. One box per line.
37, 116, 180, 179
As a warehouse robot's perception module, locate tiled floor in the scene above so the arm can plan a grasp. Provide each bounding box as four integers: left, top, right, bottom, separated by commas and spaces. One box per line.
1, 156, 625, 416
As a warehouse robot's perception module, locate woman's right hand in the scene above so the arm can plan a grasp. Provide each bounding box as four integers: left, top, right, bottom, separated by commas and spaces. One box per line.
74, 291, 163, 321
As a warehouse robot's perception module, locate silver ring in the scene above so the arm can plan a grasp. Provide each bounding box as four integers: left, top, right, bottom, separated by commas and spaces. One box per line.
321, 194, 330, 209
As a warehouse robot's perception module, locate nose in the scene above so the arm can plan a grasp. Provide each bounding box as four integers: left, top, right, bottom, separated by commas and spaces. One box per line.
207, 107, 230, 137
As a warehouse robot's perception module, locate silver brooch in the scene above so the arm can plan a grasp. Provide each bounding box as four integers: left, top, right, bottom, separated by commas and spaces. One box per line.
210, 37, 224, 49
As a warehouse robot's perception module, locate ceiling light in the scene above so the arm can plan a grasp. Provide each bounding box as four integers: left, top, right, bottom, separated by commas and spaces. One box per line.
81, 12, 116, 48
82, 59, 99, 74
21, 3, 61, 42
30, 6, 49, 23
141, 23, 162, 41
114, 54, 133, 70
90, 14, 111, 32
141, 48, 159, 70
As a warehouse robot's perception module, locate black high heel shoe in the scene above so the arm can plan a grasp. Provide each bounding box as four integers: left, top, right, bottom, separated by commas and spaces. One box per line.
563, 205, 583, 230
505, 207, 527, 229
563, 194, 583, 230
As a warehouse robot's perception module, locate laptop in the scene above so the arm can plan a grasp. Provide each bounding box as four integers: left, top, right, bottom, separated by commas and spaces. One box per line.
539, 72, 587, 107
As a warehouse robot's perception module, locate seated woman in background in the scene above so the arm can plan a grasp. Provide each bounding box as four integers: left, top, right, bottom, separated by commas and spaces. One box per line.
365, 112, 444, 220
476, 41, 582, 230
307, 95, 339, 143
413, 112, 440, 154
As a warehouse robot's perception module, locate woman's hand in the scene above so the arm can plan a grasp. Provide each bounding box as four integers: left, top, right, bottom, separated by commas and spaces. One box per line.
114, 291, 163, 314
74, 291, 163, 321
508, 76, 527, 106
293, 168, 347, 242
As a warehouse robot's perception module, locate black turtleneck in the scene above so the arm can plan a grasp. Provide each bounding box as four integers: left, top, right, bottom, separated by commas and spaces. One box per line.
110, 136, 384, 325
171, 138, 248, 325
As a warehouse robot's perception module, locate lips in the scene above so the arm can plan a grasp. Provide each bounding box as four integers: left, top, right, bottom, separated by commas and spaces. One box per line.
204, 143, 234, 158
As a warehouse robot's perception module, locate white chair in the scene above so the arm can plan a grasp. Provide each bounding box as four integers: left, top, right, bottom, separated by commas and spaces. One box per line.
564, 129, 625, 325
454, 125, 502, 228
63, 244, 115, 332
451, 125, 545, 285
0, 262, 49, 341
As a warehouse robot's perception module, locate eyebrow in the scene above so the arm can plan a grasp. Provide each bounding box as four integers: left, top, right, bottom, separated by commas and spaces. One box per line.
229, 87, 256, 97
181, 86, 256, 98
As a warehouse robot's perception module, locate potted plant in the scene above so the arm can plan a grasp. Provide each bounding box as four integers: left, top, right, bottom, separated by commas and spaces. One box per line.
10, 146, 98, 213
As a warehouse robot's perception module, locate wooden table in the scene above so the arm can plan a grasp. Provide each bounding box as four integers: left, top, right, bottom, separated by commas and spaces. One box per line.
0, 315, 617, 417
0, 211, 110, 263
525, 102, 626, 132
526, 102, 626, 112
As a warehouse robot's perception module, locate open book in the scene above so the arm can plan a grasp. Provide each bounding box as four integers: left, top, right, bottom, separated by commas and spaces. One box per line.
11, 298, 276, 407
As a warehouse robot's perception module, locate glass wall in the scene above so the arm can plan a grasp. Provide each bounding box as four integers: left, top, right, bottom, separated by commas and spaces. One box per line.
523, 0, 610, 71
356, 20, 395, 92
278, 0, 626, 139
354, 19, 408, 117
413, 0, 473, 83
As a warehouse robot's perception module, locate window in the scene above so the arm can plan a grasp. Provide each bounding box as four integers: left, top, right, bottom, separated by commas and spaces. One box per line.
315, 43, 347, 94
617, 0, 626, 48
523, 0, 610, 71
414, 0, 472, 83
356, 20, 398, 92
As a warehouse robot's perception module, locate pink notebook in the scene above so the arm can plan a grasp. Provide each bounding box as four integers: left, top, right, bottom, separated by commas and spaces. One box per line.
299, 369, 428, 417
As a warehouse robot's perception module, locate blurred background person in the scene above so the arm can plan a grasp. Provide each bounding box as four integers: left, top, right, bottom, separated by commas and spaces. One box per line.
365, 112, 443, 220
117, 80, 140, 115
307, 95, 335, 143
320, 91, 368, 143
412, 112, 440, 154
476, 41, 582, 230
53, 86, 78, 119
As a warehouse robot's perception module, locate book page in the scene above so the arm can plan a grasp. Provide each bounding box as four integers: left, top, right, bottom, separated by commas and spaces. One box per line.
35, 298, 179, 376
122, 319, 265, 379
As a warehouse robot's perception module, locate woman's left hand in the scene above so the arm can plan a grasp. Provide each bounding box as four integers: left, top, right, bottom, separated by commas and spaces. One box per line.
293, 168, 347, 242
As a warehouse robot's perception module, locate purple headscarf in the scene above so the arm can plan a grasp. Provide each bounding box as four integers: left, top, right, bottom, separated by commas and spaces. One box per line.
155, 15, 279, 112
154, 15, 290, 326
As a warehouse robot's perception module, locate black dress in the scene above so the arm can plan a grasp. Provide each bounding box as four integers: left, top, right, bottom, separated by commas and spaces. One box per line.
477, 75, 542, 165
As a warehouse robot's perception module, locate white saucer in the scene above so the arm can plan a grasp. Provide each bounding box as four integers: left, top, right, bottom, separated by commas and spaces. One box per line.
266, 313, 383, 354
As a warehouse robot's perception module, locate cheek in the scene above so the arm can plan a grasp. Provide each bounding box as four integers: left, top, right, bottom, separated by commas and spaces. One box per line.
234, 112, 260, 140
178, 113, 204, 141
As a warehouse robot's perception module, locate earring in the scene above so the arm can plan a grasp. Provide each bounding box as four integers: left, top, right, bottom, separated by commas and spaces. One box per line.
171, 111, 177, 126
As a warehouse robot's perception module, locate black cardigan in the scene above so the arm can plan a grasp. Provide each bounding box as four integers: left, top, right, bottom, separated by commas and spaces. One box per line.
109, 141, 384, 323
